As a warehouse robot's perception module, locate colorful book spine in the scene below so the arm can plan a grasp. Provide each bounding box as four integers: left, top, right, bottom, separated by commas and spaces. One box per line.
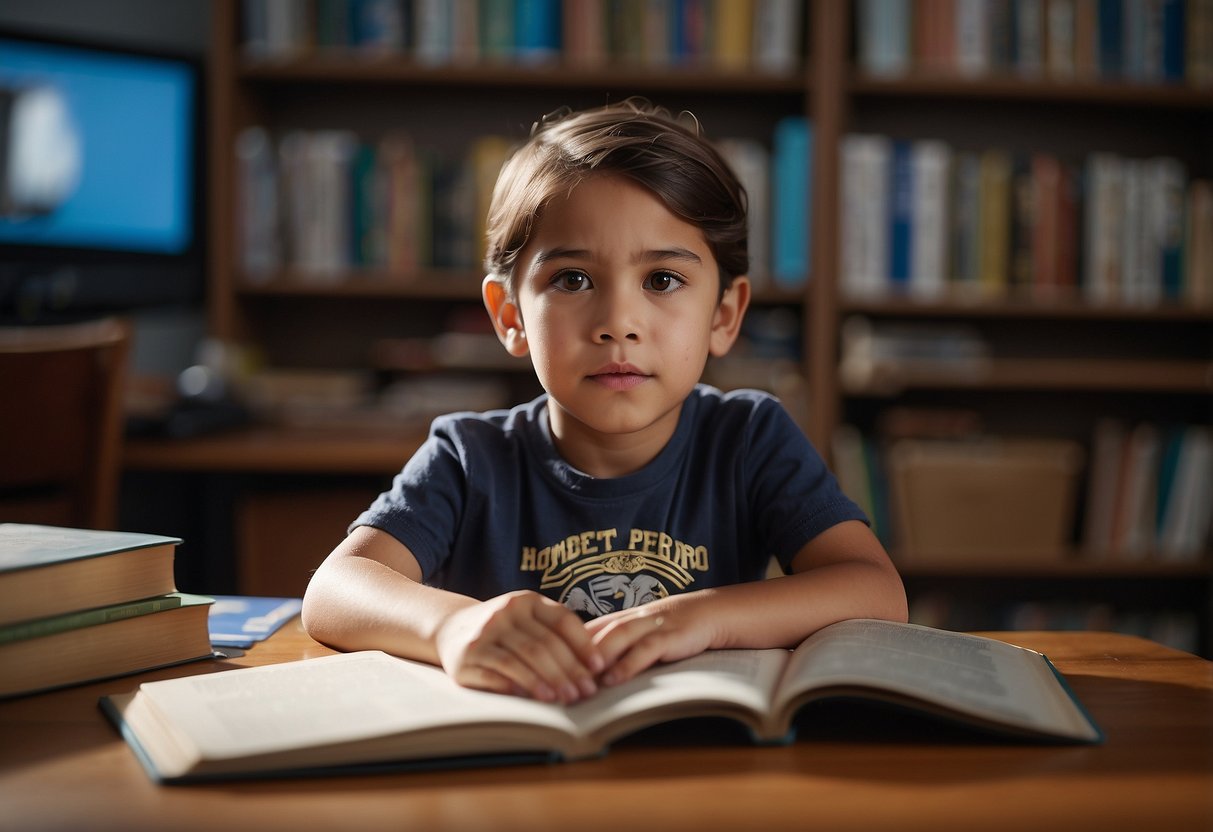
888, 141, 914, 290
772, 116, 812, 288
0, 594, 186, 645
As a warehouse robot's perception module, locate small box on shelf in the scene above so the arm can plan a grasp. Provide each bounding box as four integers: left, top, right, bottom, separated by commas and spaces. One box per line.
888, 438, 1084, 564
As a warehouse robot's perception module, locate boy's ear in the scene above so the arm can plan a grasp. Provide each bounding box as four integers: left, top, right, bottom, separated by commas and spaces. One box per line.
482, 276, 529, 357
708, 276, 751, 357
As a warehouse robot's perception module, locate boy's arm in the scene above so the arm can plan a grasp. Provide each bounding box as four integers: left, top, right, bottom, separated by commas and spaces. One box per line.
584, 520, 908, 685
302, 526, 604, 703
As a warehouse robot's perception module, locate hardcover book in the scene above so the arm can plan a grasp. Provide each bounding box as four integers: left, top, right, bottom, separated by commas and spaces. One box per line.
0, 524, 181, 628
102, 619, 1101, 783
1, 593, 214, 699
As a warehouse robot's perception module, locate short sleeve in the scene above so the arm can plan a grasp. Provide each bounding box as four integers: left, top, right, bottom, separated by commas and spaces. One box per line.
352, 418, 469, 581
742, 398, 869, 570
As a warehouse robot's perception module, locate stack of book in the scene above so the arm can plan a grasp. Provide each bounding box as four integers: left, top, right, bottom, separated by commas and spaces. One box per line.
0, 524, 214, 699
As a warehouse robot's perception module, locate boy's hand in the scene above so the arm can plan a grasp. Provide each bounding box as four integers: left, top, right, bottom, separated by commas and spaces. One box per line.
434, 590, 604, 703
584, 600, 714, 686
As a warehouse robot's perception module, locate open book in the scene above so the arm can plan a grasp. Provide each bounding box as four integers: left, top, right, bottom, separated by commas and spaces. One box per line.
101, 619, 1102, 782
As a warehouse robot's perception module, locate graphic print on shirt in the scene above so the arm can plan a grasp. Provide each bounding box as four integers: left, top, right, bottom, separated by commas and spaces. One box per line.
519, 527, 708, 618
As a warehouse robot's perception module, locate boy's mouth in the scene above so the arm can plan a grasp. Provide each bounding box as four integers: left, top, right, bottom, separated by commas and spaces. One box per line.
589, 363, 650, 390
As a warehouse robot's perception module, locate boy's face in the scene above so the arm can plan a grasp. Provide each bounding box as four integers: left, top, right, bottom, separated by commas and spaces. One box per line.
484, 174, 749, 474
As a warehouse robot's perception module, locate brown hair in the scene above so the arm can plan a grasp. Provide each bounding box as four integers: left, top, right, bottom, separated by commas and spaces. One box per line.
484, 98, 749, 297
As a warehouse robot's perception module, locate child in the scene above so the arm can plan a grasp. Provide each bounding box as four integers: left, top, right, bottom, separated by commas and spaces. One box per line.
302, 99, 907, 705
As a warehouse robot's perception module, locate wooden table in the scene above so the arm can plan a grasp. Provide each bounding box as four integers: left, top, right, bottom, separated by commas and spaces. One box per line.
2, 625, 1210, 832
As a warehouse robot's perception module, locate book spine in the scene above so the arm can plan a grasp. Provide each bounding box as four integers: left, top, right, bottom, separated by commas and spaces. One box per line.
1047, 0, 1077, 78
1083, 152, 1125, 304
977, 149, 1011, 297
950, 150, 982, 292
716, 138, 771, 288
562, 0, 608, 67
910, 140, 951, 299
1096, 0, 1124, 78
751, 0, 801, 72
772, 117, 812, 288
888, 140, 915, 290
1009, 153, 1036, 293
515, 0, 562, 63
844, 134, 893, 297
0, 595, 186, 645
858, 0, 911, 76
1032, 153, 1062, 295
235, 126, 282, 280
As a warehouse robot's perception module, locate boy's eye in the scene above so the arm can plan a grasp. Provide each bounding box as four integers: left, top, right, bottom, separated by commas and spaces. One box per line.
644, 271, 685, 293
552, 270, 592, 292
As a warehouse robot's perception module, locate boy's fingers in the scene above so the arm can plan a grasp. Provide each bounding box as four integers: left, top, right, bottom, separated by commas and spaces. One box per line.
534, 601, 606, 674
600, 624, 668, 686
452, 663, 522, 697
591, 612, 667, 669
456, 648, 552, 699
500, 620, 596, 701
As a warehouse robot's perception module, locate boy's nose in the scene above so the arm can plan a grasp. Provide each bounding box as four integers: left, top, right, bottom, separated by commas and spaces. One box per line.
594, 327, 640, 343
592, 290, 640, 343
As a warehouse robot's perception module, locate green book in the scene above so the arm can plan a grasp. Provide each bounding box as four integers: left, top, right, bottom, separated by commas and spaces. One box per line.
1, 592, 215, 699
0, 593, 187, 645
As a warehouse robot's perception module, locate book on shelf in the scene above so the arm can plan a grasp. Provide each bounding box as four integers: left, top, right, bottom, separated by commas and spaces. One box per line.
0, 524, 181, 628
977, 149, 1012, 297
857, 0, 912, 77
839, 131, 1211, 307
909, 140, 952, 299
1, 593, 215, 699
772, 116, 812, 288
241, 115, 809, 290
1185, 179, 1213, 306
1157, 425, 1213, 561
239, 0, 804, 72
101, 618, 1102, 783
717, 137, 771, 288
1082, 420, 1213, 562
751, 0, 803, 73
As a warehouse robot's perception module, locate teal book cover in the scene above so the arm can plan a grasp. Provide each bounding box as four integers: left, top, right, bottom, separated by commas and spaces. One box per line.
208, 596, 303, 648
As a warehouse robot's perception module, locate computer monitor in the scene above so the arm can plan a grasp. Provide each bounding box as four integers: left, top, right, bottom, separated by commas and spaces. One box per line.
0, 28, 204, 321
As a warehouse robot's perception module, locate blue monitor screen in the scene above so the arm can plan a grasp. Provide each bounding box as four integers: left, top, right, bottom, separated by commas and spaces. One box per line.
0, 36, 196, 255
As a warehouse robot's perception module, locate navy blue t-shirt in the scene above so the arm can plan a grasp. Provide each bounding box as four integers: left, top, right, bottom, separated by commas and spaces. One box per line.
354, 385, 867, 618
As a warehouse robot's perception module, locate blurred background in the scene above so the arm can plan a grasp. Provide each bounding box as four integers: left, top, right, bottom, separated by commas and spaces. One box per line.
0, 1, 1209, 655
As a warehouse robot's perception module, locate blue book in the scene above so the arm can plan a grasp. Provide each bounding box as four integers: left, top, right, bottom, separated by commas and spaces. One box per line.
772, 117, 812, 288
1096, 0, 1123, 78
1160, 0, 1185, 81
888, 141, 913, 289
514, 0, 561, 62
208, 596, 303, 648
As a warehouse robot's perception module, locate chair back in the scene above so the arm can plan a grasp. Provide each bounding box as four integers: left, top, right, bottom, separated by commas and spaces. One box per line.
0, 318, 131, 529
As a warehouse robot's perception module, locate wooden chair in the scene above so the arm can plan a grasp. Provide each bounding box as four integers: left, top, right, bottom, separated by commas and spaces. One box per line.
0, 318, 132, 530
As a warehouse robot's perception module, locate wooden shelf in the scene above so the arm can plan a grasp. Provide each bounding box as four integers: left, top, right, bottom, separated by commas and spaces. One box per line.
239, 57, 809, 94
842, 295, 1213, 322
843, 357, 1213, 395
849, 72, 1213, 108
124, 426, 426, 475
237, 270, 483, 301
897, 558, 1213, 579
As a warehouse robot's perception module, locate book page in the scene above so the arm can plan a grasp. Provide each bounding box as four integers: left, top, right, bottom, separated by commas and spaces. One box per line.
781, 620, 1098, 741
138, 651, 577, 761
567, 648, 789, 745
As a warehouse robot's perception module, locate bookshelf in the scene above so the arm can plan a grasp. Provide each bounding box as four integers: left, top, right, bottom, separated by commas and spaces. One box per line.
202, 1, 1212, 653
